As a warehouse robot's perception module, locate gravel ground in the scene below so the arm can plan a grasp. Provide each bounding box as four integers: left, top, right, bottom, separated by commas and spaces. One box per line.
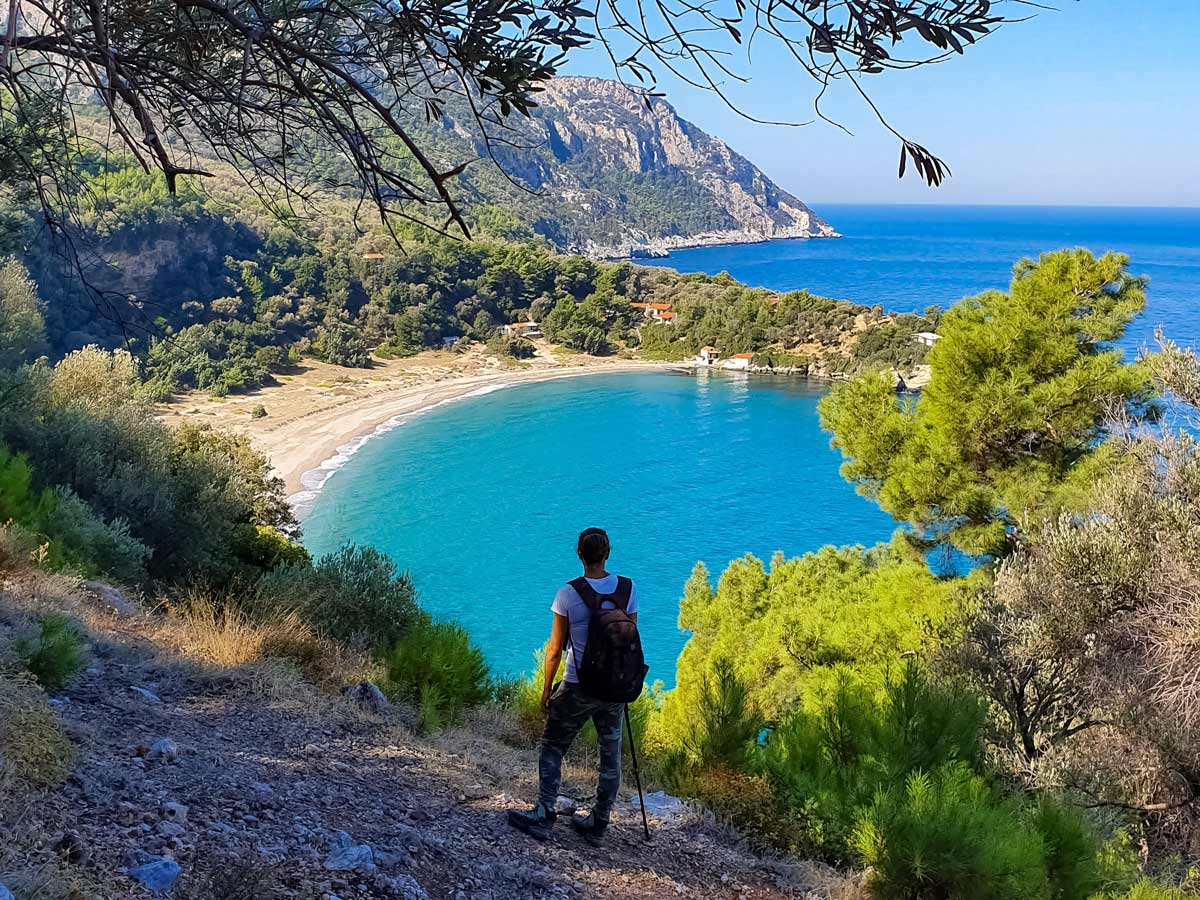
1, 577, 856, 900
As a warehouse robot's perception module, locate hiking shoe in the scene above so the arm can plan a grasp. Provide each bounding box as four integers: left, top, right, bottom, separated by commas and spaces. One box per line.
507, 803, 557, 841
570, 810, 608, 847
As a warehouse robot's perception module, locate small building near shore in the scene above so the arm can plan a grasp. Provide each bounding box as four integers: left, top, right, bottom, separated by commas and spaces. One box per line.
503, 321, 542, 338
914, 331, 941, 348
698, 346, 720, 366
722, 352, 755, 371
630, 301, 675, 324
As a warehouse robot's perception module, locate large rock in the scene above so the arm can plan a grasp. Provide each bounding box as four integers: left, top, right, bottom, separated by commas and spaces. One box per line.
85, 580, 139, 616
632, 790, 689, 823
160, 801, 189, 826
344, 681, 391, 715
127, 854, 182, 892
145, 738, 178, 763
375, 873, 430, 900
324, 832, 376, 873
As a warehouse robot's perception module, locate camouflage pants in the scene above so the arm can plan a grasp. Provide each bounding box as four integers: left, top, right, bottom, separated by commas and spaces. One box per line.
537, 681, 624, 824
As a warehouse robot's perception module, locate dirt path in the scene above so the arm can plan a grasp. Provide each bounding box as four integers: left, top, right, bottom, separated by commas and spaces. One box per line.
3, 584, 846, 900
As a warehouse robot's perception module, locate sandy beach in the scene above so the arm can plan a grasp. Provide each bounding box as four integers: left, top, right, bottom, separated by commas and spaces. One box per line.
161, 344, 680, 506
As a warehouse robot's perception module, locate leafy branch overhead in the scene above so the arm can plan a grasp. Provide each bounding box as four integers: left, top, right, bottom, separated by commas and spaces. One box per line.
2, 0, 1030, 235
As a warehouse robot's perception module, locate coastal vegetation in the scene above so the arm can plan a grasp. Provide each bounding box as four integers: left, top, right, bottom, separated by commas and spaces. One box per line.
819, 250, 1153, 557
3, 159, 929, 398
636, 250, 1200, 897
5, 245, 1200, 897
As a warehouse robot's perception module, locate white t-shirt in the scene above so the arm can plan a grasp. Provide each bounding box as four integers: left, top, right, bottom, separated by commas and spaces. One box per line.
552, 574, 639, 684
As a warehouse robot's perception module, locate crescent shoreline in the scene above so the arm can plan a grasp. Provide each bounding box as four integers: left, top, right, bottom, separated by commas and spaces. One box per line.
160, 354, 685, 518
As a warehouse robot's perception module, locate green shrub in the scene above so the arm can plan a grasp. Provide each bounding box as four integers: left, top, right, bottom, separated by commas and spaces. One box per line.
0, 354, 300, 585
682, 657, 760, 770
659, 543, 966, 739
257, 544, 421, 649
313, 322, 372, 367
1096, 882, 1192, 900
384, 621, 490, 732
0, 445, 54, 526
758, 661, 985, 859
0, 520, 40, 571
0, 447, 151, 581
491, 673, 524, 709
502, 652, 553, 740
49, 487, 150, 582
249, 404, 267, 419
854, 765, 1051, 900
15, 613, 84, 693
416, 682, 448, 733
487, 334, 536, 359
243, 525, 311, 572
675, 767, 803, 853
0, 256, 47, 369
1029, 797, 1102, 900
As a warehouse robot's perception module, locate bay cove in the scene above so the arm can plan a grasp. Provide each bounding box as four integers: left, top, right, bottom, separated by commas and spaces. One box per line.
302, 371, 898, 682
302, 204, 1200, 682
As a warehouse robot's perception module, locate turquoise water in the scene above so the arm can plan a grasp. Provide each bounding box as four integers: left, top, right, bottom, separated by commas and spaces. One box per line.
304, 205, 1200, 682
642, 204, 1200, 353
302, 372, 898, 681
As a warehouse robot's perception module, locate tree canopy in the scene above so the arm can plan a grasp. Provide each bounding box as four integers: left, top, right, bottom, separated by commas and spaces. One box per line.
819, 249, 1155, 557
0, 257, 45, 367
3, 0, 1031, 236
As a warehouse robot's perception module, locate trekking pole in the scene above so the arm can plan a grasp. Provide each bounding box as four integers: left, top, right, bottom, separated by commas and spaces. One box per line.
624, 704, 651, 842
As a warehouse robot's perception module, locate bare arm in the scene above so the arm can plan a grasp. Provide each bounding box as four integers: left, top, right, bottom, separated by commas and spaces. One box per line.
542, 613, 570, 711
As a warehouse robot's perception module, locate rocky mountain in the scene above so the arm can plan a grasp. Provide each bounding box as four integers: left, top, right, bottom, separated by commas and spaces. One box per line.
431, 77, 838, 258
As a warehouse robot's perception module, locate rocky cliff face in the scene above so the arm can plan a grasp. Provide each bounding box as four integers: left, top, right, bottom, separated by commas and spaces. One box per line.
431, 77, 837, 258
525, 78, 836, 257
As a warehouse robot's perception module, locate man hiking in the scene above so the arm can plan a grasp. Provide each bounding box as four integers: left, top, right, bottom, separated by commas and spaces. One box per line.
507, 527, 646, 845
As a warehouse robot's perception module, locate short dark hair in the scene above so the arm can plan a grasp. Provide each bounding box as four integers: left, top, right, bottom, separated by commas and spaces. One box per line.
577, 527, 610, 567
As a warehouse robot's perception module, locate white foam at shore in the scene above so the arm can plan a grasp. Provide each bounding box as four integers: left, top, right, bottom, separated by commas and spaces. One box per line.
288, 381, 515, 518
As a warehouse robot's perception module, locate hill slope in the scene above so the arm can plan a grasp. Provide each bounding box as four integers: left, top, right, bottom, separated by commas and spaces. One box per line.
1, 572, 855, 900
428, 76, 838, 257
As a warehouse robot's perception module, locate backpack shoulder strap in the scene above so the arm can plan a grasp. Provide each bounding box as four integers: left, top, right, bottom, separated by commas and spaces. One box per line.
612, 576, 633, 611
569, 576, 600, 610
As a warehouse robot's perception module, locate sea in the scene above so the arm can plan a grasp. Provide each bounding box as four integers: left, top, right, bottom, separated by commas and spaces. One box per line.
302, 204, 1200, 682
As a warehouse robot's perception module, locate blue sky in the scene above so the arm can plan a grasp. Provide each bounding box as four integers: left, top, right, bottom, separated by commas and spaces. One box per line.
565, 1, 1200, 207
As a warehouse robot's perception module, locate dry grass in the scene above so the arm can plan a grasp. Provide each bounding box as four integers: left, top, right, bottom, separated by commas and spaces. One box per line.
173, 596, 291, 666
175, 854, 313, 900
0, 853, 115, 900
0, 671, 77, 788
164, 593, 371, 691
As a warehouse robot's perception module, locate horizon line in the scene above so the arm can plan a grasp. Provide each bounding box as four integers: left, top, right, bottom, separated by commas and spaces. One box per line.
804, 200, 1200, 211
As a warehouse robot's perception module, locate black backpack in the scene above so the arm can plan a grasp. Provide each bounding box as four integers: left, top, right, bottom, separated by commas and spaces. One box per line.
569, 576, 648, 703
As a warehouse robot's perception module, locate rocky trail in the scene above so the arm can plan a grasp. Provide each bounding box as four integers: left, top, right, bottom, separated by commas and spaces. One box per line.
2, 581, 849, 900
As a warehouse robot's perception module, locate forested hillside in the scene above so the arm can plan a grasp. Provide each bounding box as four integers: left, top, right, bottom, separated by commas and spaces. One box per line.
8, 161, 917, 399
